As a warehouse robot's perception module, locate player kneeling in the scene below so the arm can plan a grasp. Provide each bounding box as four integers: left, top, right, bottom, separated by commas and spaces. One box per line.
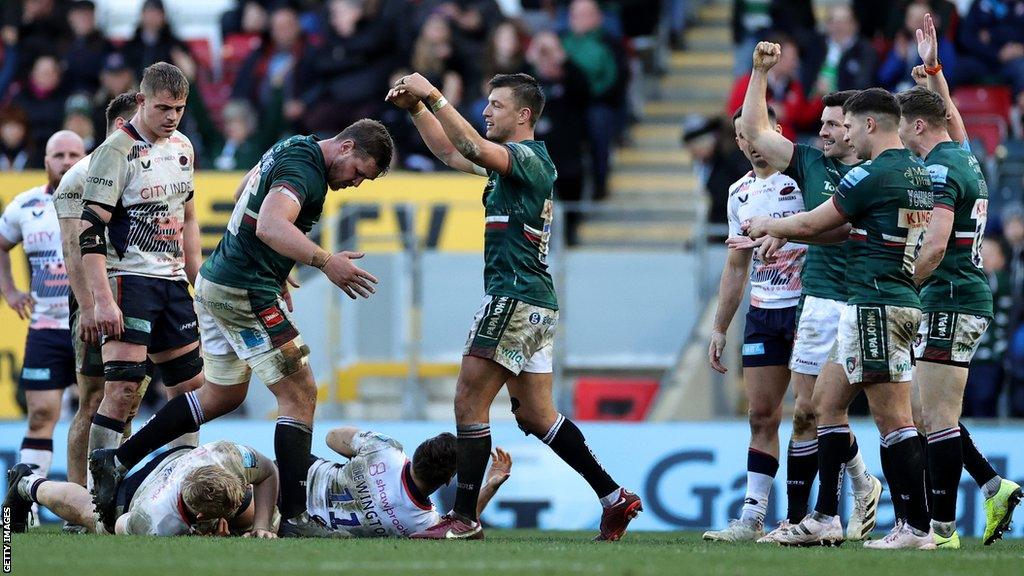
3, 441, 278, 537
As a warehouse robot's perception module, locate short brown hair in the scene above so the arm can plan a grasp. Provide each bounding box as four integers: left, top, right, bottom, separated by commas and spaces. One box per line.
412, 432, 457, 491
896, 86, 947, 128
489, 73, 545, 126
843, 87, 900, 129
822, 90, 858, 108
105, 92, 139, 132
338, 119, 394, 175
140, 62, 189, 99
181, 465, 246, 520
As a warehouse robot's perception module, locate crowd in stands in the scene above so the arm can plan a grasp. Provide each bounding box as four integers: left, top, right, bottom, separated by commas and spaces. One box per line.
688, 0, 1024, 418
0, 0, 664, 207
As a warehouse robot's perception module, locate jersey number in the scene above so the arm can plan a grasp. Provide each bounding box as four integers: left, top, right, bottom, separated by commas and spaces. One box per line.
226, 172, 261, 235
971, 198, 988, 269
327, 487, 360, 529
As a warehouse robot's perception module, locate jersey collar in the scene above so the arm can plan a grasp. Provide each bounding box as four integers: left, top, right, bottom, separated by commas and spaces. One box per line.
401, 461, 433, 511
121, 122, 152, 144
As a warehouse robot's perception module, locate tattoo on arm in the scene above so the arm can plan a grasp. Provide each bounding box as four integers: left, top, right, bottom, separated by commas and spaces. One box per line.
455, 138, 480, 160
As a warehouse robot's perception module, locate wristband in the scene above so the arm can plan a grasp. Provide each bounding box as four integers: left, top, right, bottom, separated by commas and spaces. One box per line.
309, 248, 331, 269
427, 89, 448, 113
924, 63, 943, 76
410, 101, 427, 118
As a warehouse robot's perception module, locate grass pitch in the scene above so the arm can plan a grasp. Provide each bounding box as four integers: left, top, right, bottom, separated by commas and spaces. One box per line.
8, 529, 1023, 576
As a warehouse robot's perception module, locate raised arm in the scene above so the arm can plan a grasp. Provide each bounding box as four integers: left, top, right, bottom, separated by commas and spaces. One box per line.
740, 42, 796, 172
917, 14, 967, 144
325, 426, 361, 458
386, 88, 486, 176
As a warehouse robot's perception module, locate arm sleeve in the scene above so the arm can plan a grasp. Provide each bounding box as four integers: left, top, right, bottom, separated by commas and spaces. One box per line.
833, 165, 873, 220
53, 170, 83, 219
726, 191, 742, 238
82, 144, 129, 208
234, 444, 265, 484
267, 149, 322, 206
351, 430, 404, 455
926, 164, 957, 211
0, 200, 22, 244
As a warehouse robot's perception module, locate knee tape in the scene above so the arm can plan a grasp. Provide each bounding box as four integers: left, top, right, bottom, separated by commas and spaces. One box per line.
158, 348, 204, 386
250, 339, 310, 386
104, 360, 147, 383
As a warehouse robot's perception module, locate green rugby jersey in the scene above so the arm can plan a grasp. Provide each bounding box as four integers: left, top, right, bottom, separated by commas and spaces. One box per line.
832, 148, 933, 308
482, 141, 558, 310
783, 144, 856, 301
201, 135, 328, 307
920, 141, 993, 317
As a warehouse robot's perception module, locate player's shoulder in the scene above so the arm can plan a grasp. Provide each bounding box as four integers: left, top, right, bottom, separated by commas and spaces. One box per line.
839, 164, 873, 188
728, 171, 756, 195
766, 171, 799, 189
95, 127, 138, 154
795, 142, 825, 162
167, 130, 195, 154
8, 185, 48, 208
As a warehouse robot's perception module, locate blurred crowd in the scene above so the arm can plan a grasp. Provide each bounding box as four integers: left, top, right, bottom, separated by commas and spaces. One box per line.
685, 0, 1024, 418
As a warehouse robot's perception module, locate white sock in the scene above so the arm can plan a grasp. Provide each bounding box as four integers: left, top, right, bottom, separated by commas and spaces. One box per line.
19, 447, 53, 477
846, 450, 872, 495
599, 487, 624, 508
88, 421, 125, 490
18, 473, 47, 502
740, 471, 773, 524
982, 476, 1003, 500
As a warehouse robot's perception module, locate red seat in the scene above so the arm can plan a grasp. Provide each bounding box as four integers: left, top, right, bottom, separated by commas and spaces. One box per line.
962, 115, 1007, 156
954, 85, 1012, 121
222, 33, 262, 83
186, 38, 214, 74
573, 378, 660, 421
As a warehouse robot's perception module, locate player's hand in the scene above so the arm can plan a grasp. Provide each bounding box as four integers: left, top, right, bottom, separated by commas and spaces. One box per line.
281, 276, 299, 313
94, 297, 124, 338
243, 528, 278, 539
322, 251, 379, 299
79, 304, 101, 345
725, 236, 762, 251
486, 448, 512, 486
743, 216, 772, 240
752, 42, 781, 73
3, 288, 34, 320
915, 13, 939, 67
758, 236, 789, 263
911, 65, 928, 86
709, 330, 728, 374
394, 73, 435, 99
386, 87, 422, 110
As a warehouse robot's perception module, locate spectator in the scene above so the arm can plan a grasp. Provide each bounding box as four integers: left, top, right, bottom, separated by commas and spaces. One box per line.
468, 20, 529, 124
1, 0, 69, 80
726, 34, 817, 139
730, 0, 815, 76
0, 106, 31, 171
957, 0, 1024, 109
562, 0, 627, 201
430, 0, 504, 85
12, 54, 65, 167
63, 0, 111, 94
235, 4, 306, 120
803, 6, 877, 96
965, 237, 1012, 417
0, 28, 19, 99
222, 0, 271, 38
682, 114, 750, 242
294, 0, 395, 136
527, 31, 589, 245
877, 3, 957, 92
90, 52, 137, 139
880, 0, 958, 41
63, 93, 96, 150
407, 14, 466, 109
122, 0, 195, 80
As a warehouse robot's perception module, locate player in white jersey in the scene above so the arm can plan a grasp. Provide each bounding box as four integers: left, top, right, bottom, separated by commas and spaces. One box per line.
0, 130, 84, 528
81, 64, 205, 531
3, 441, 278, 538
703, 106, 807, 542
306, 428, 511, 537
51, 95, 148, 522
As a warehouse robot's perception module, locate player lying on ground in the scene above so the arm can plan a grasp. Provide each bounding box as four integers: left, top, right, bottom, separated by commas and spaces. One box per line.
90, 120, 395, 538
4, 440, 278, 537
703, 105, 813, 542
896, 13, 1022, 547
385, 72, 641, 541
305, 427, 511, 537
737, 53, 883, 543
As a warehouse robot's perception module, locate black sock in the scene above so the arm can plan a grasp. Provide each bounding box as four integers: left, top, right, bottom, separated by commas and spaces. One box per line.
927, 427, 963, 523
813, 425, 850, 517
918, 433, 932, 505
542, 415, 619, 499
885, 427, 930, 533
276, 416, 312, 520
959, 422, 998, 487
879, 442, 905, 522
115, 392, 202, 470
786, 439, 818, 523
453, 423, 491, 521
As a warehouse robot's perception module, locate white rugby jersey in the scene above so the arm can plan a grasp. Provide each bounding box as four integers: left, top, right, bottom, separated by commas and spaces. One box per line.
53, 154, 91, 220
121, 441, 264, 536
81, 123, 194, 281
0, 185, 70, 329
727, 171, 807, 309
306, 431, 441, 538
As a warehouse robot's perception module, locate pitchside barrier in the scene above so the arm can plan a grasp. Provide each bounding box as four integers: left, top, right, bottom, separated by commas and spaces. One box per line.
0, 419, 1020, 537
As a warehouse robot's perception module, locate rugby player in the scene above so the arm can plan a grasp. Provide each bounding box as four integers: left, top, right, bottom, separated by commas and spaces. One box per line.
53, 93, 146, 503
703, 105, 808, 542
738, 43, 881, 542
305, 427, 511, 537
91, 120, 394, 538
894, 13, 1022, 547
4, 441, 278, 537
748, 87, 936, 549
81, 63, 205, 532
385, 72, 641, 541
0, 130, 85, 527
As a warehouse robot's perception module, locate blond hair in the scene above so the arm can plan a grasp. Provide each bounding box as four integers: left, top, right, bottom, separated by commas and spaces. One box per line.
181, 465, 245, 519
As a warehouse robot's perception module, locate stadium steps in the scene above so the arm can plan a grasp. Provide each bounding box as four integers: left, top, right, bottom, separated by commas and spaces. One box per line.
576, 0, 733, 247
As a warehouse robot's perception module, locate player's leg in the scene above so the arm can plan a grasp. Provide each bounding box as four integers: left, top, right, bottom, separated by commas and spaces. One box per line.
149, 341, 204, 449
68, 310, 105, 488
267, 361, 323, 533
4, 464, 97, 532
786, 372, 818, 523
960, 421, 1022, 544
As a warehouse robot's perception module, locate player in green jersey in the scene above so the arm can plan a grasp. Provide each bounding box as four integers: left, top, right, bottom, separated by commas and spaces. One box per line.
738, 42, 881, 543
895, 13, 1022, 547
386, 72, 640, 541
90, 121, 394, 539
748, 88, 936, 550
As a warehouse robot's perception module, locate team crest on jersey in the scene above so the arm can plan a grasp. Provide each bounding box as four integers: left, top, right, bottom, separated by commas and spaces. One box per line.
779, 185, 795, 196
179, 155, 190, 171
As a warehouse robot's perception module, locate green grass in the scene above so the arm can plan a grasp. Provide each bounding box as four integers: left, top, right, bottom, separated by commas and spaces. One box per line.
7, 529, 1024, 576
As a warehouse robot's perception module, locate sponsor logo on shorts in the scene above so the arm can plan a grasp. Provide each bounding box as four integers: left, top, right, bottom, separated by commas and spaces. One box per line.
742, 343, 765, 356
530, 312, 540, 324
179, 320, 197, 331
21, 367, 51, 380
894, 361, 912, 373
124, 316, 152, 333
846, 356, 858, 373
498, 346, 525, 366
194, 293, 235, 311
928, 312, 954, 341
258, 306, 285, 328
479, 297, 514, 341
857, 306, 887, 362
240, 328, 265, 348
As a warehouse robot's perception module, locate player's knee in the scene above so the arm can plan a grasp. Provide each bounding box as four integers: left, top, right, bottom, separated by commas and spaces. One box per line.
158, 348, 203, 387
27, 404, 58, 430
748, 404, 781, 437
510, 398, 545, 436
791, 406, 816, 437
